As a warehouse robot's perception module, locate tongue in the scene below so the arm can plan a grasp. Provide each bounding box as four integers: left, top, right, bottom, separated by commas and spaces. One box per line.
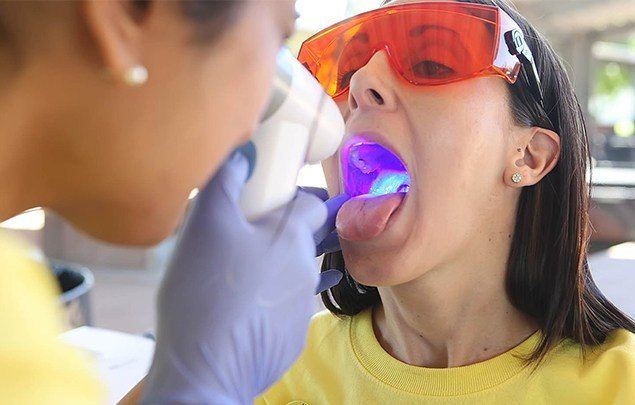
336, 193, 405, 241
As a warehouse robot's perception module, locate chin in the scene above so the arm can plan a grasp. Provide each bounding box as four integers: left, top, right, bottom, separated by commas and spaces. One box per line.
342, 245, 412, 287
62, 201, 186, 247
115, 224, 177, 246
341, 237, 431, 287
84, 217, 179, 247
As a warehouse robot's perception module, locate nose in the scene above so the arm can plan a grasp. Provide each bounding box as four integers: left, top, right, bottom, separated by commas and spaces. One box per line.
347, 51, 397, 114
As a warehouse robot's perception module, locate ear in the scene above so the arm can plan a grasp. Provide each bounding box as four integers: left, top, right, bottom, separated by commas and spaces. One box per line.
82, 1, 148, 82
504, 127, 561, 187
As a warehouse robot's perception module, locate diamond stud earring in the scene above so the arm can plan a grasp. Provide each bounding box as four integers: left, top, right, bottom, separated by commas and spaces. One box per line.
511, 172, 523, 183
123, 65, 148, 87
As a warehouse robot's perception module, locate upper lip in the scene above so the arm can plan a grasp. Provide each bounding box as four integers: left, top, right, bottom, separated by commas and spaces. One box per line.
341, 129, 408, 170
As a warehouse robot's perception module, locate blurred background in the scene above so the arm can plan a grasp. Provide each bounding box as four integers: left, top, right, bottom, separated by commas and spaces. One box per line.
2, 0, 634, 334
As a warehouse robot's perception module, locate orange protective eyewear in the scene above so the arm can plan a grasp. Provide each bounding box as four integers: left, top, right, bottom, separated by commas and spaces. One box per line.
298, 2, 543, 104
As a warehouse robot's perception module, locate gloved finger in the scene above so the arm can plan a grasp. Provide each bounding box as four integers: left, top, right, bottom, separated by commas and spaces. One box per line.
312, 193, 350, 245
315, 230, 341, 257
197, 152, 250, 208
299, 186, 329, 202
315, 269, 343, 294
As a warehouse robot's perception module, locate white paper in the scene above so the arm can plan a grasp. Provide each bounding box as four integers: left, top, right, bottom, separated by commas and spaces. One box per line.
61, 326, 155, 404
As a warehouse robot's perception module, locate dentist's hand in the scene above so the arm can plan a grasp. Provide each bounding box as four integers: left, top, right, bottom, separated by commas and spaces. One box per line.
301, 187, 349, 257
142, 153, 337, 404
301, 187, 349, 293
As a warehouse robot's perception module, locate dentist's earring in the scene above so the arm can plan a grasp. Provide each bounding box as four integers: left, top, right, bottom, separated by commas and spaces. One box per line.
123, 65, 148, 87
511, 172, 523, 184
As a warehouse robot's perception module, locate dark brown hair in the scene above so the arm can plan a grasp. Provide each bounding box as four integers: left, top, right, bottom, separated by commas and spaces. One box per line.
0, 1, 243, 45
132, 0, 243, 42
321, 0, 635, 363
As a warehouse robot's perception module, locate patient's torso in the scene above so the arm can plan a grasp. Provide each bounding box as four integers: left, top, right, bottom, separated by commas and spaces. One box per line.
256, 309, 635, 404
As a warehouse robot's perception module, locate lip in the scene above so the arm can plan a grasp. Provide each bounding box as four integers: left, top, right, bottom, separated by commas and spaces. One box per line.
336, 129, 412, 241
341, 130, 408, 171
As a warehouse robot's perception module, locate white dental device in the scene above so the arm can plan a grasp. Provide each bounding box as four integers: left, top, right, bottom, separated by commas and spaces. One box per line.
238, 48, 345, 221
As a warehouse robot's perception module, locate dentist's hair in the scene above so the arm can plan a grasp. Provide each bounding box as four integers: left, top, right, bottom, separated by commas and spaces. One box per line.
0, 1, 243, 43
0, 1, 243, 77
135, 0, 243, 41
321, 0, 635, 364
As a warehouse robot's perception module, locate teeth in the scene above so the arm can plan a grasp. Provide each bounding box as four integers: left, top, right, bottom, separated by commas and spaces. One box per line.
369, 170, 410, 195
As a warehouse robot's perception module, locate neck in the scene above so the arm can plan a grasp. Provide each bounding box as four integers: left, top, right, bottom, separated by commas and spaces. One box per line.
0, 175, 25, 223
0, 79, 49, 222
374, 217, 538, 368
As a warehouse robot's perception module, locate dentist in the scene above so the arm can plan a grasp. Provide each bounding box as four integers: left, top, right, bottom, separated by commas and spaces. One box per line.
0, 1, 344, 403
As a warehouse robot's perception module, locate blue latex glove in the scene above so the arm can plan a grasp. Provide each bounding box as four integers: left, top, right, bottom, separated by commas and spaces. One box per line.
301, 187, 349, 294
141, 153, 345, 404
301, 187, 349, 257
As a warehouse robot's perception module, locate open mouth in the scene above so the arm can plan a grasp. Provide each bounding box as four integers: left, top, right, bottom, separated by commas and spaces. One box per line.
341, 135, 411, 197
336, 134, 410, 242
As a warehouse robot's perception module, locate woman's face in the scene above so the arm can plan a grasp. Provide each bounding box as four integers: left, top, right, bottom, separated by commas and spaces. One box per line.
323, 0, 525, 286
22, 1, 295, 244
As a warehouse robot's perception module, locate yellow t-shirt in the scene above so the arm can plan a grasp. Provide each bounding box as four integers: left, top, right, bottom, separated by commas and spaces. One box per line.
0, 232, 103, 404
258, 309, 635, 404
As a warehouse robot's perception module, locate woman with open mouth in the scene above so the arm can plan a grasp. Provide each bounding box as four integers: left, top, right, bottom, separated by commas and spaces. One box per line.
258, 0, 635, 403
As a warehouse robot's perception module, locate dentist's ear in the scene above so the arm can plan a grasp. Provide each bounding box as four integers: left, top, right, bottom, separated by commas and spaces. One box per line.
504, 127, 561, 187
82, 0, 149, 84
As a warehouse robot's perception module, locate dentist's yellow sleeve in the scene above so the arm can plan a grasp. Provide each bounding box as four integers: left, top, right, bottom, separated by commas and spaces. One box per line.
0, 232, 103, 404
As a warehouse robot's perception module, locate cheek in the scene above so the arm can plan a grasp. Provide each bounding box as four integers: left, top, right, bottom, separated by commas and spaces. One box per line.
416, 128, 502, 236
411, 82, 510, 201
336, 98, 349, 119
173, 20, 280, 186
402, 83, 511, 265
322, 155, 341, 195
207, 44, 278, 144
196, 4, 281, 149
322, 99, 351, 195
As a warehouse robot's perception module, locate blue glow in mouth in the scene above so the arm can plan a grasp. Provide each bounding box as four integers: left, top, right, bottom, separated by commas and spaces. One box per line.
341, 135, 410, 197
370, 171, 411, 195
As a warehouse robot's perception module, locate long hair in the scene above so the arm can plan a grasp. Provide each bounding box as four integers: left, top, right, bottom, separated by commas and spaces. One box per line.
321, 0, 635, 363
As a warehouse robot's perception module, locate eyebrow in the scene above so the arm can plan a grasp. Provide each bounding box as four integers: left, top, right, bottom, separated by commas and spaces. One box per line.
409, 24, 473, 61
409, 24, 461, 39
350, 32, 370, 44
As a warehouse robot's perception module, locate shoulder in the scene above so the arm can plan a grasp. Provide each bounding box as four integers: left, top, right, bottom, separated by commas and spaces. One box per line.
0, 232, 61, 325
541, 329, 635, 401
257, 310, 358, 404
583, 329, 635, 399
0, 231, 35, 262
588, 329, 635, 367
0, 231, 48, 278
0, 231, 58, 306
307, 309, 350, 340
551, 328, 635, 372
301, 309, 354, 360
0, 232, 104, 402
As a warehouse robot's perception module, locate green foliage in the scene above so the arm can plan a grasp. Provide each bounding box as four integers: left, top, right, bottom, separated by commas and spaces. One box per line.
596, 62, 631, 96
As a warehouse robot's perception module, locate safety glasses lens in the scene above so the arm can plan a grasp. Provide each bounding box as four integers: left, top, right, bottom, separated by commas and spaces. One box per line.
300, 4, 503, 97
